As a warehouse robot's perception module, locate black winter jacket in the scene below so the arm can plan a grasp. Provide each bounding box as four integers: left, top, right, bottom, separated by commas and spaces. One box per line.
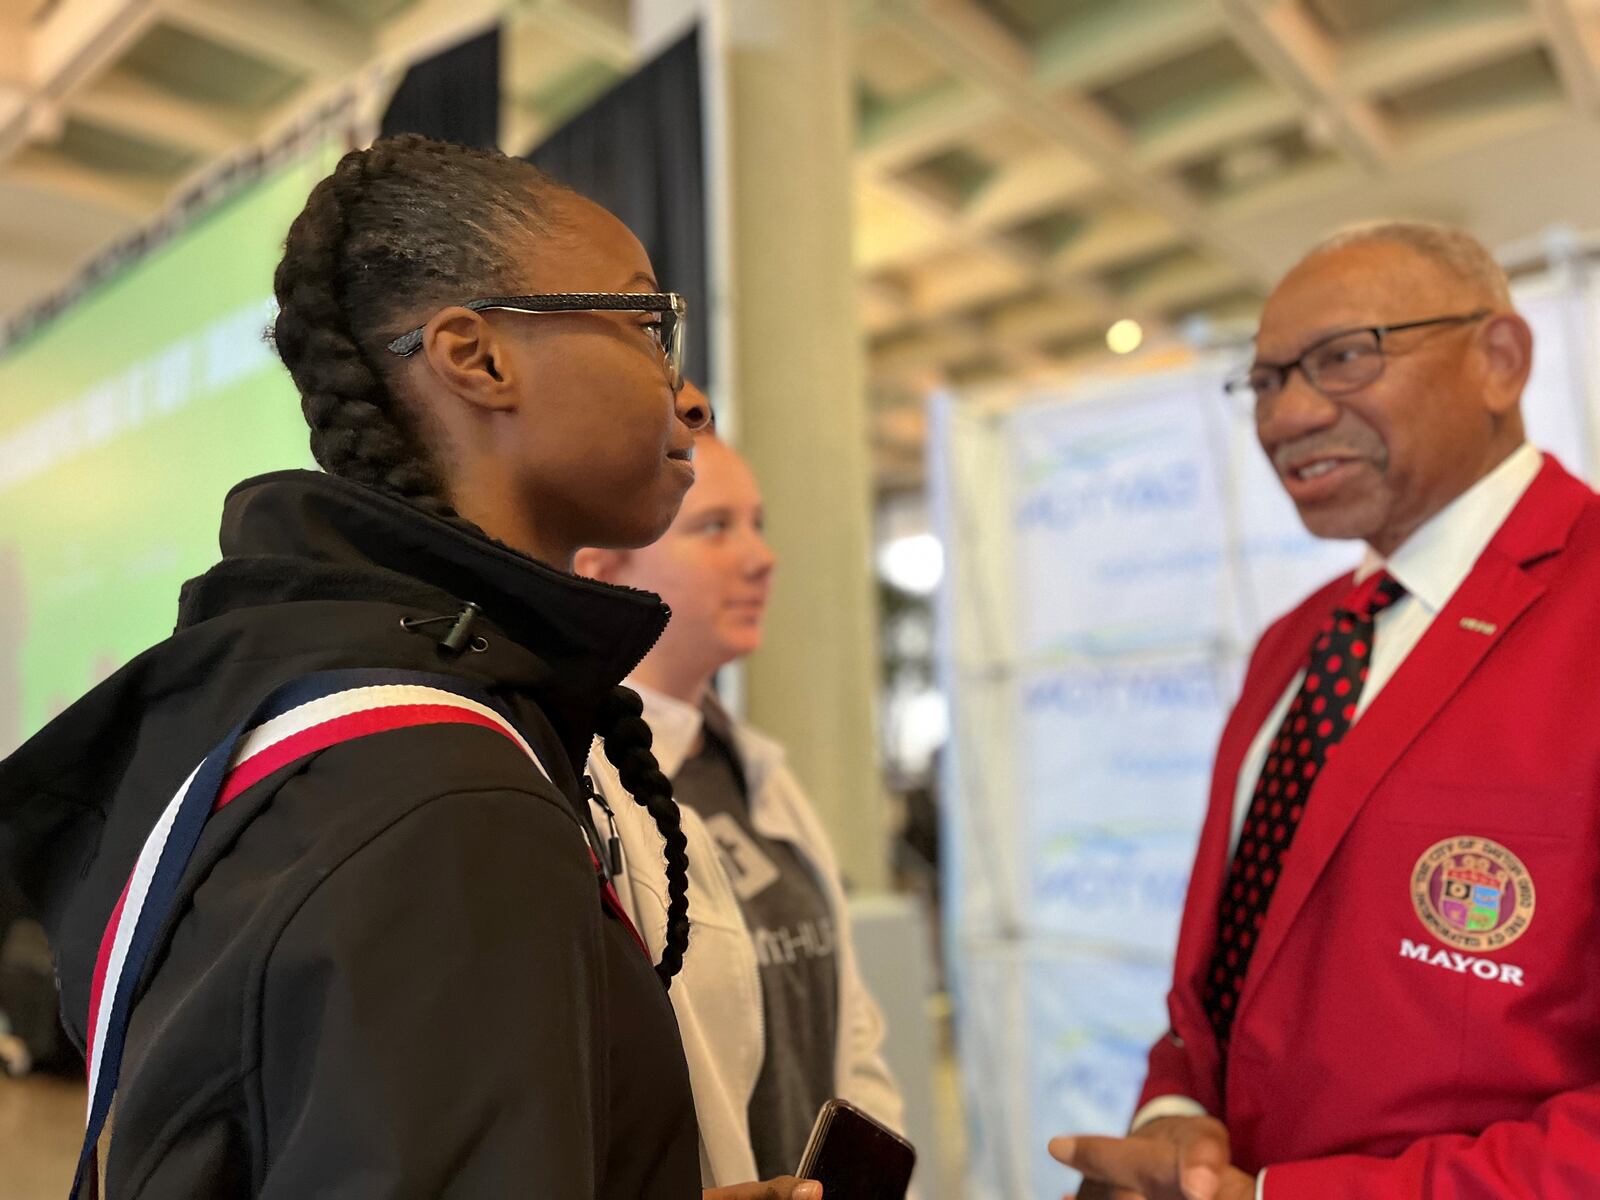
0, 470, 700, 1198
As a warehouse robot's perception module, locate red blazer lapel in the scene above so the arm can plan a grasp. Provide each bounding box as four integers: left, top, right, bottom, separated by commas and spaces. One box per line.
1234, 455, 1589, 1026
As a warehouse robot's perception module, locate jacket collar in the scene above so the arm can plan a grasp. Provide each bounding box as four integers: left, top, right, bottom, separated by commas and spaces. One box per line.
191, 470, 671, 706
1356, 441, 1543, 611
1480, 450, 1592, 568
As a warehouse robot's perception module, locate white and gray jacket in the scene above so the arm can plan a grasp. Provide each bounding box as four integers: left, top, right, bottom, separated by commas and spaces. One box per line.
586, 683, 905, 1188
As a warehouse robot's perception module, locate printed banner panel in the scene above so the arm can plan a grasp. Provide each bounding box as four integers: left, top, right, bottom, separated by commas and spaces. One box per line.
1014, 655, 1233, 952
1006, 379, 1236, 662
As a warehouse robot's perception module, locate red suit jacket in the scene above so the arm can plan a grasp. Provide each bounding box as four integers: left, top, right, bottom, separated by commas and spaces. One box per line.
1140, 455, 1600, 1196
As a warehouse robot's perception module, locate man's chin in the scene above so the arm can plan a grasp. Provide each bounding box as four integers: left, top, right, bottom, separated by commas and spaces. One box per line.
717, 628, 764, 660
1293, 500, 1379, 545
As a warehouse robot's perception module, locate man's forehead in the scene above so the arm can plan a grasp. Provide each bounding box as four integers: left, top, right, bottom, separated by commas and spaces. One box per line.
1256, 241, 1459, 352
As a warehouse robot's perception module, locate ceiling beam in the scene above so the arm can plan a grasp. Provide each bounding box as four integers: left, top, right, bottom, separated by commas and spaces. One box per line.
1527, 0, 1600, 116
859, 274, 913, 336
1216, 0, 1395, 172
1130, 80, 1302, 170
0, 0, 54, 19
1050, 205, 1183, 277
1401, 92, 1568, 163
1206, 155, 1354, 221
0, 15, 26, 88
377, 0, 507, 65
872, 321, 989, 374
860, 160, 1045, 279
31, 0, 157, 91
1125, 255, 1246, 313
3, 146, 167, 217
0, 85, 24, 143
64, 68, 253, 156
519, 0, 633, 69
156, 0, 371, 77
1337, 7, 1543, 100
0, 233, 86, 275
1033, 0, 1226, 93
984, 291, 1103, 348
856, 80, 1001, 173
959, 145, 1099, 230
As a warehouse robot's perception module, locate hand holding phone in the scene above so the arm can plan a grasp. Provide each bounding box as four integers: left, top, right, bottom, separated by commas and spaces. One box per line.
795, 1098, 916, 1200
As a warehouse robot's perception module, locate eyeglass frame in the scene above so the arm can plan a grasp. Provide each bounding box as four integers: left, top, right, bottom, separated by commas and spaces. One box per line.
385, 291, 688, 391
1224, 308, 1492, 405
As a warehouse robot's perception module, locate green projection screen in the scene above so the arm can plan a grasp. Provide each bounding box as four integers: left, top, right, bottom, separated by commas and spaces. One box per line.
0, 143, 336, 754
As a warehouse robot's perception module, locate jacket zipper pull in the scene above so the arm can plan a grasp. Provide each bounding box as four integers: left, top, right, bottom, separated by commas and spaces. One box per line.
439, 601, 482, 653
585, 775, 623, 878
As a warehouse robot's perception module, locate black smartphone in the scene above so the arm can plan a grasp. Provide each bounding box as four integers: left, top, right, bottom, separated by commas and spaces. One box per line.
795, 1098, 916, 1200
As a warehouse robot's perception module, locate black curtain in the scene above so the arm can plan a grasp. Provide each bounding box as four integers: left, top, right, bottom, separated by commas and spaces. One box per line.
526, 29, 710, 392
381, 26, 502, 150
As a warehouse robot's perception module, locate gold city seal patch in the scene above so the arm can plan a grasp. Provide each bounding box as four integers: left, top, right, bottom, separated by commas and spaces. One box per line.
1411, 836, 1535, 953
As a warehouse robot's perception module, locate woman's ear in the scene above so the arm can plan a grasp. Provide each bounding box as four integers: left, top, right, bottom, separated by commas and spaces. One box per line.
418, 307, 519, 413
574, 546, 626, 582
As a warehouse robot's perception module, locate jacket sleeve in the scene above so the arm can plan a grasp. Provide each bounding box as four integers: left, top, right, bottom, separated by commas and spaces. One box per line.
1261, 1084, 1600, 1198
254, 786, 605, 1200
1137, 1022, 1207, 1112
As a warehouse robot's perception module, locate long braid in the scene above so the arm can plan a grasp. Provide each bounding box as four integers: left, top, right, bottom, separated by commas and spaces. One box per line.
599, 687, 691, 986
271, 135, 690, 982
271, 144, 449, 511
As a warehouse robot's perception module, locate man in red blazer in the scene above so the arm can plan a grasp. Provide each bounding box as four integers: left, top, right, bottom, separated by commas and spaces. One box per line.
1051, 221, 1600, 1199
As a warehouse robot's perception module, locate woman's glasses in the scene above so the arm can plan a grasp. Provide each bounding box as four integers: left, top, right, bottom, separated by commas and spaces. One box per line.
386, 292, 688, 392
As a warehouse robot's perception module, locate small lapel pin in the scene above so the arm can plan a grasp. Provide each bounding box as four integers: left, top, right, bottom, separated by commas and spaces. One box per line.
1459, 617, 1498, 636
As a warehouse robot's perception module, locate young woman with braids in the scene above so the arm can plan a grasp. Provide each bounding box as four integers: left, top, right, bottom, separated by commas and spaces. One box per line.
0, 135, 717, 1198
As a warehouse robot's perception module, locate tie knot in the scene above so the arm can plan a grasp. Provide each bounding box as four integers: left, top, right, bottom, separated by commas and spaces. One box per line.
1337, 570, 1405, 620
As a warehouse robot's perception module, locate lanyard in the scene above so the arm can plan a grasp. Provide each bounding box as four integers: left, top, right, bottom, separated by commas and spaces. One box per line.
72, 667, 644, 1198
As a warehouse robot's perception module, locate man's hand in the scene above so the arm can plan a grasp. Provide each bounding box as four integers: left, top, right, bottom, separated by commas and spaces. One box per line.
704, 1178, 823, 1200
1050, 1115, 1252, 1200
1072, 1176, 1141, 1200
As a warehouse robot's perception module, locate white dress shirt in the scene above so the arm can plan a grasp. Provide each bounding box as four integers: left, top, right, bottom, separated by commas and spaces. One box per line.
1129, 442, 1543, 1197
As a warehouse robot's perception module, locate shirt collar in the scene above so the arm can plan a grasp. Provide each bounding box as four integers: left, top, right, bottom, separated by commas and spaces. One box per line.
1356, 442, 1543, 612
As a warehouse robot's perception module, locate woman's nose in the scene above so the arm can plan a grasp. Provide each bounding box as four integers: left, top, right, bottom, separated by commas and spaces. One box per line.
675, 387, 711, 431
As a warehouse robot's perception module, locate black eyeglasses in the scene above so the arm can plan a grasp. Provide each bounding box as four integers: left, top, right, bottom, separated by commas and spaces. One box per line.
386, 291, 688, 391
1224, 309, 1490, 407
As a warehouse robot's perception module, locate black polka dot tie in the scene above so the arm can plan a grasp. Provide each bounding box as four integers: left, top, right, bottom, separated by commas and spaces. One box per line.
1203, 571, 1406, 1052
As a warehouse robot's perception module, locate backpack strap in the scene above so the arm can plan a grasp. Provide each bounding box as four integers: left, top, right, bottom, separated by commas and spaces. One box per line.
72, 667, 643, 1199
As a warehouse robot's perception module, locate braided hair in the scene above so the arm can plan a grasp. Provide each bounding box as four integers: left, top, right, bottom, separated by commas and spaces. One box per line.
270, 135, 691, 985
598, 688, 691, 985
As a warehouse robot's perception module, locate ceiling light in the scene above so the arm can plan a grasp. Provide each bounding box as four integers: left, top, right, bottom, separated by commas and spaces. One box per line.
1106, 318, 1143, 355
878, 533, 944, 595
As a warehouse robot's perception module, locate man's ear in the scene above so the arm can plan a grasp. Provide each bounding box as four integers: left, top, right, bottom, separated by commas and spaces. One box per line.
574, 546, 627, 583
1478, 312, 1533, 418
417, 307, 519, 413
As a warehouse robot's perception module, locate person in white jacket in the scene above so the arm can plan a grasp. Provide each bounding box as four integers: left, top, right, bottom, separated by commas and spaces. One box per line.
576, 401, 905, 1200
